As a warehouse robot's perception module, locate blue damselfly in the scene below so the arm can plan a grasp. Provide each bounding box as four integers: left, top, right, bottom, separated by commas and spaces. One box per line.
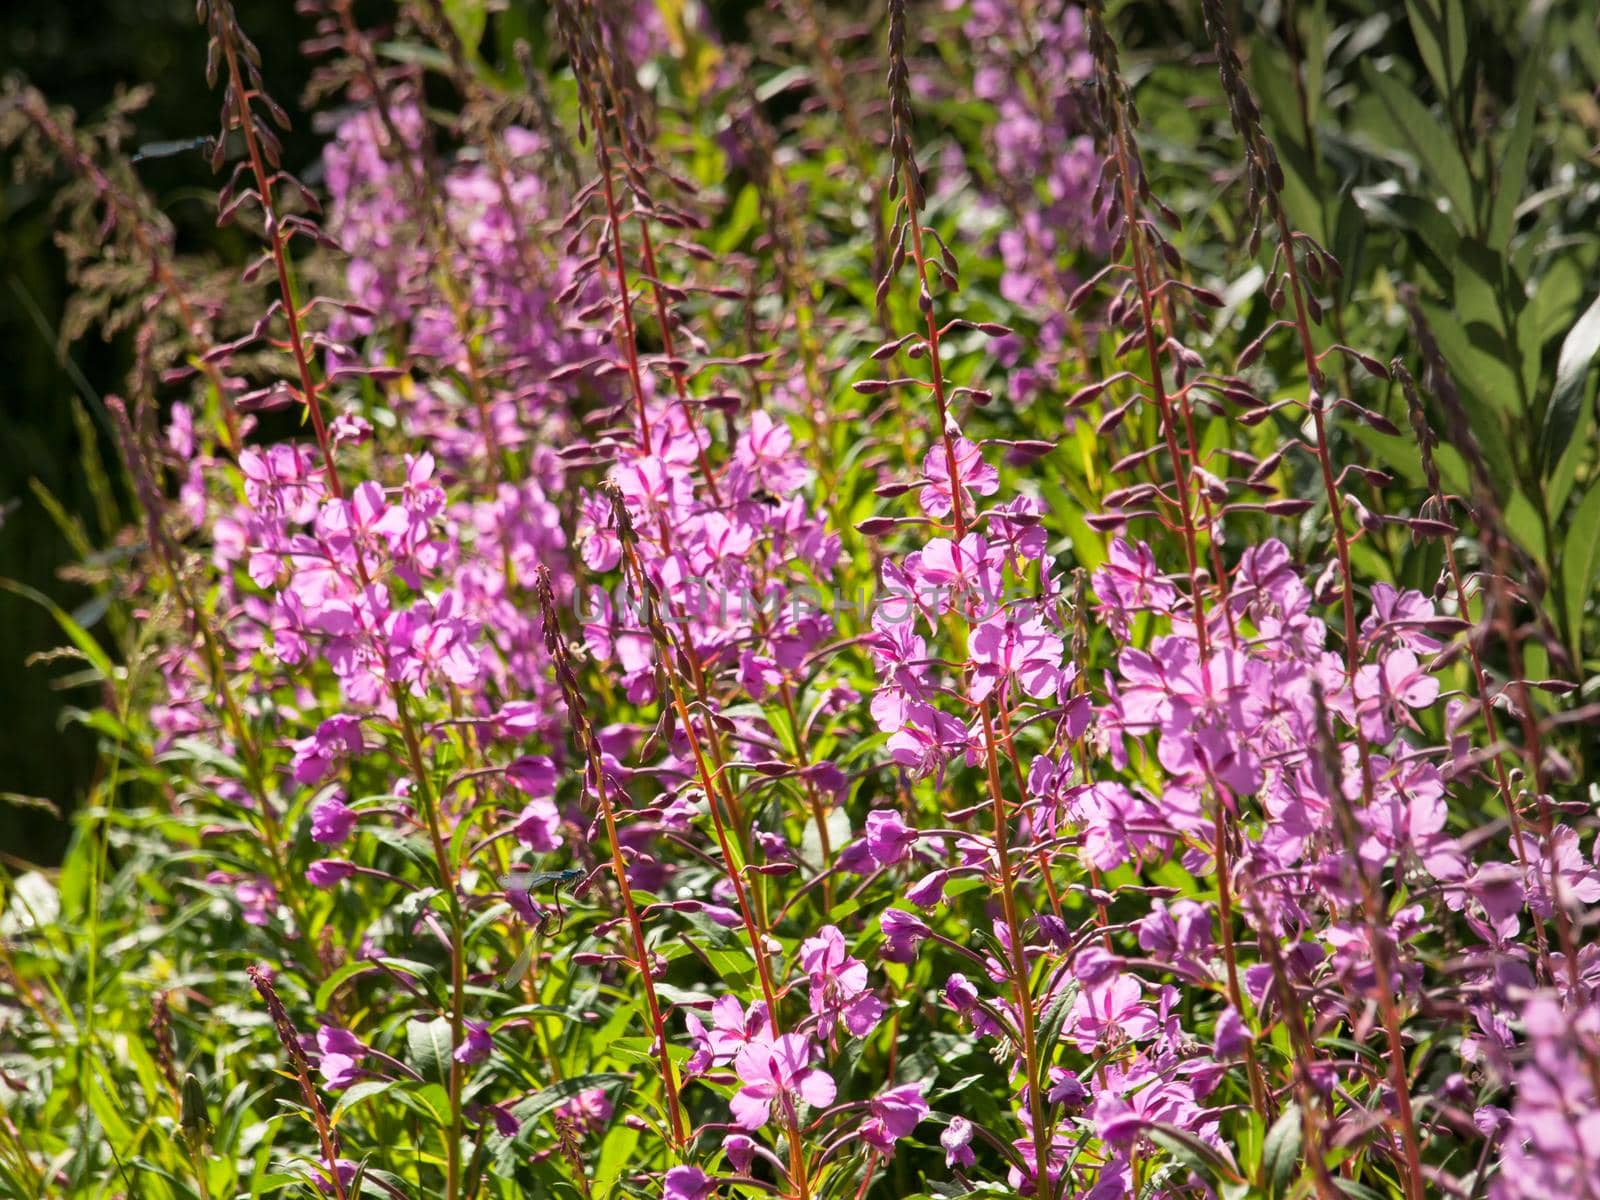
499, 867, 586, 935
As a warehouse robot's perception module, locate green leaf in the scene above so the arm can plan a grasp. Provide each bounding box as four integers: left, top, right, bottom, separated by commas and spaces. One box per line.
1300, 1, 1328, 126
756, 65, 810, 103
331, 1080, 400, 1125
593, 1123, 640, 1195
1144, 1123, 1243, 1185
1315, 1036, 1386, 1064
1489, 86, 1538, 249
1262, 1102, 1303, 1197
1250, 49, 1326, 243
0, 792, 62, 819
1562, 481, 1600, 660
1541, 291, 1600, 471
315, 957, 438, 1011
163, 736, 245, 779
1333, 1178, 1389, 1200
373, 39, 452, 72
714, 185, 762, 255
502, 938, 536, 990
608, 1036, 663, 1066
0, 578, 116, 681
395, 1082, 451, 1126
799, 804, 853, 872
704, 946, 758, 984
1571, 7, 1600, 81
1036, 980, 1080, 1052
1405, 0, 1467, 104
1415, 300, 1517, 496
493, 1074, 634, 1172
441, 0, 487, 56
1350, 188, 1459, 274
407, 1016, 455, 1084
1359, 60, 1475, 223
1504, 490, 1548, 565
931, 1074, 988, 1102
1441, 0, 1468, 91
1547, 378, 1593, 519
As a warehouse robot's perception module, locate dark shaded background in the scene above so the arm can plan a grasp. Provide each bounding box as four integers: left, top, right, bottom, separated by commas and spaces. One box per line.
1, 1, 321, 864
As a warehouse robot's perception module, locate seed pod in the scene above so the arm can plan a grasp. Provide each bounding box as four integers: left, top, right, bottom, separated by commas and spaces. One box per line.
181, 1073, 212, 1142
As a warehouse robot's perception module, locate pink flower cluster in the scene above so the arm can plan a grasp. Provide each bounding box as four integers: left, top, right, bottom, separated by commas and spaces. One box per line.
43, 2, 1597, 1198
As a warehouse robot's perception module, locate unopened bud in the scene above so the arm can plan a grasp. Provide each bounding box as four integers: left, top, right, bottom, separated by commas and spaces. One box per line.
180, 1073, 212, 1142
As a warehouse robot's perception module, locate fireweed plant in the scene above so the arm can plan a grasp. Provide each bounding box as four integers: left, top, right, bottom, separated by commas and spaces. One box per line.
3, 0, 1600, 1197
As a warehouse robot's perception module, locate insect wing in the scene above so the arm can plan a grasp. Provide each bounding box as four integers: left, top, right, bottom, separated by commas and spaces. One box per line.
499, 867, 583, 891
502, 938, 536, 989
131, 136, 211, 163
